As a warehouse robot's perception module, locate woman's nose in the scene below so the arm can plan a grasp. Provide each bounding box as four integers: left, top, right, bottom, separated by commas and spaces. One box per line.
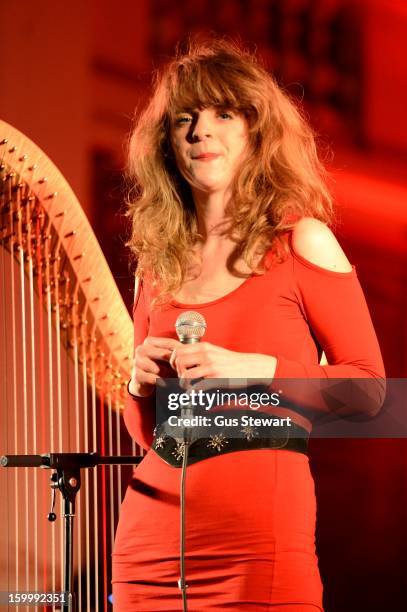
190, 113, 213, 141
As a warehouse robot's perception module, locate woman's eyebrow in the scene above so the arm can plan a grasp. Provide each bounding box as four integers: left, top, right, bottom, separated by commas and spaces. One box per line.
173, 107, 195, 114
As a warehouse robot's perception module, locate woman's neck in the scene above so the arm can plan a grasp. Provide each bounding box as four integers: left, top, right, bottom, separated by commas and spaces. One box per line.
192, 188, 230, 239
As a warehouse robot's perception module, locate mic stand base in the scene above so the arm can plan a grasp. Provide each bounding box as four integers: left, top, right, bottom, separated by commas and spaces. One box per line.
1, 453, 143, 611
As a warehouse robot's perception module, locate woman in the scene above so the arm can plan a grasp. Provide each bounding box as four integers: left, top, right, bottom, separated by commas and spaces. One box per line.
112, 38, 385, 611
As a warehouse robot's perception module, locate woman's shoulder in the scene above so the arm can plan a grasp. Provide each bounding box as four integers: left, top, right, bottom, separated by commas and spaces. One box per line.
289, 217, 353, 274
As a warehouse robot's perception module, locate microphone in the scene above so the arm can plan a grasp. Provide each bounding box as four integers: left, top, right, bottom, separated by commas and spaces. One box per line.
174, 311, 207, 427
175, 311, 206, 344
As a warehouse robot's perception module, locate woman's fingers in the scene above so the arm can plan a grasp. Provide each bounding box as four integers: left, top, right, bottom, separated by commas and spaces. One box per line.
137, 344, 173, 362
169, 348, 177, 370
130, 354, 161, 394
173, 344, 214, 377
141, 337, 180, 369
175, 352, 205, 370
129, 337, 182, 397
144, 337, 180, 351
135, 355, 160, 375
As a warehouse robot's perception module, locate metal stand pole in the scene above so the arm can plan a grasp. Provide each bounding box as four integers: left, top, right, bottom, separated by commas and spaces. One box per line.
1, 452, 143, 610
64, 498, 75, 612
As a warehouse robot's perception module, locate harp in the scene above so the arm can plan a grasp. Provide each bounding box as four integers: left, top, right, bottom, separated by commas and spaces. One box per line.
0, 120, 139, 611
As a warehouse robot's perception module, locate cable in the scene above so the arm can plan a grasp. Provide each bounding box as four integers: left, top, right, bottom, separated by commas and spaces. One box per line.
178, 434, 190, 612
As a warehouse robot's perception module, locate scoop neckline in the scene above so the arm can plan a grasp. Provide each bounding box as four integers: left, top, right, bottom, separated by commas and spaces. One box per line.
170, 274, 255, 309
169, 233, 356, 309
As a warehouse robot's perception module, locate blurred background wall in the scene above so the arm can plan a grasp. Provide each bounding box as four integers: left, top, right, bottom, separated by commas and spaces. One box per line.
1, 1, 406, 610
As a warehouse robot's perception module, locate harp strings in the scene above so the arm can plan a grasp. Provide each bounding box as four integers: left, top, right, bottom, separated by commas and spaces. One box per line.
91, 355, 99, 612
1, 126, 132, 611
15, 172, 29, 595
6, 168, 20, 596
34, 201, 47, 605
71, 278, 83, 611
43, 207, 58, 599
0, 152, 10, 597
36, 176, 59, 610
108, 392, 115, 556
80, 300, 92, 611
100, 389, 108, 612
33, 175, 55, 611
27, 192, 39, 593
25, 166, 39, 595
52, 235, 64, 594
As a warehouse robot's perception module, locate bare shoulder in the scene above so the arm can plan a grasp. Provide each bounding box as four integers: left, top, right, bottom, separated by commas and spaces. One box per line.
291, 217, 353, 272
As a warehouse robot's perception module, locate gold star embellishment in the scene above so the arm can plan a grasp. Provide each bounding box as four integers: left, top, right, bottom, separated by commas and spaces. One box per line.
207, 433, 229, 452
154, 434, 167, 450
172, 441, 186, 461
240, 425, 258, 441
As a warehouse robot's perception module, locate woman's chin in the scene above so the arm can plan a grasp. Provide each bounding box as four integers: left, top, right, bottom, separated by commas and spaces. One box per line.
190, 177, 230, 195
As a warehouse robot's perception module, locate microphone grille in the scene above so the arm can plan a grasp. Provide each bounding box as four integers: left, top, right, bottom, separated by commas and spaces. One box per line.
175, 311, 207, 342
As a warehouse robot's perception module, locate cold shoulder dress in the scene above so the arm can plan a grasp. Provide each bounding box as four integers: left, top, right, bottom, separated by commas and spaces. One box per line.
112, 234, 385, 611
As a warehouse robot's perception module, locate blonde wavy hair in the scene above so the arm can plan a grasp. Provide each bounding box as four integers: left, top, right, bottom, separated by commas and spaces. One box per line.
126, 37, 333, 302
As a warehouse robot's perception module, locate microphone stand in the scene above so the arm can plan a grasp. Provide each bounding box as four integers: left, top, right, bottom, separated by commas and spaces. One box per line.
1, 452, 143, 611
174, 311, 207, 612
178, 399, 193, 612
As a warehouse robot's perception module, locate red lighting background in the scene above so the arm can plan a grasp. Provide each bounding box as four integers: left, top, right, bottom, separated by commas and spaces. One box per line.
1, 1, 406, 610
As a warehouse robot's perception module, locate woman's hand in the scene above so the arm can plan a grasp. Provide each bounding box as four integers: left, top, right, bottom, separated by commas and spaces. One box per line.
170, 342, 277, 388
128, 336, 180, 398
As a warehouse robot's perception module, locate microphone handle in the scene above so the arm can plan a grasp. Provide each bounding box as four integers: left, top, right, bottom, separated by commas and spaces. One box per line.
179, 337, 200, 423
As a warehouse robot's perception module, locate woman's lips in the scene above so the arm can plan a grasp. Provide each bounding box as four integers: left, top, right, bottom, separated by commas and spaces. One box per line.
192, 153, 220, 161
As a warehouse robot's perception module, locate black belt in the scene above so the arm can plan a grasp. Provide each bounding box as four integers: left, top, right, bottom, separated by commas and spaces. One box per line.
151, 410, 309, 467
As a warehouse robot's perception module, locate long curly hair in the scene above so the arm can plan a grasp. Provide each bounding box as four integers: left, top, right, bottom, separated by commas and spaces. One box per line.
126, 37, 333, 303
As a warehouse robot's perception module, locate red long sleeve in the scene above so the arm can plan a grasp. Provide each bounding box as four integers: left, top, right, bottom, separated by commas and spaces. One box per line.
123, 281, 155, 450
273, 245, 386, 420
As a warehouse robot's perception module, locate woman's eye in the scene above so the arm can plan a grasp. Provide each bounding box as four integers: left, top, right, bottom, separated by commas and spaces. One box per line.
175, 116, 192, 126
218, 111, 233, 119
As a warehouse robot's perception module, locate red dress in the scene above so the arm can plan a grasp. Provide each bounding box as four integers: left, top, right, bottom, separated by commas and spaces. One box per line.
112, 234, 385, 611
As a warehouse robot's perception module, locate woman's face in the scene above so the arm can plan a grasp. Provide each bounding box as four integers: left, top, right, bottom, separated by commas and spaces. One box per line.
169, 106, 249, 195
